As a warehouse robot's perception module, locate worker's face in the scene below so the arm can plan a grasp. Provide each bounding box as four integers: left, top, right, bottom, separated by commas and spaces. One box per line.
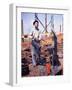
34, 22, 39, 28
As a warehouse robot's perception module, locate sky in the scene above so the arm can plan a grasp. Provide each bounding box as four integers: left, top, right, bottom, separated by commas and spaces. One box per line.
21, 12, 63, 34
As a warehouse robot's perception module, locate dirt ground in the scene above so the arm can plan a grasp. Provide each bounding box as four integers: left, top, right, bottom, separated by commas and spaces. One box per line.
21, 34, 63, 77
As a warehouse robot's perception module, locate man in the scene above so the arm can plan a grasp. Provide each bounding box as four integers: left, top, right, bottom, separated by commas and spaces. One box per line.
31, 20, 41, 66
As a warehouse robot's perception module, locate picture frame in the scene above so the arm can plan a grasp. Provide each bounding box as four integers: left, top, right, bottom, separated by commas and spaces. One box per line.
9, 4, 70, 86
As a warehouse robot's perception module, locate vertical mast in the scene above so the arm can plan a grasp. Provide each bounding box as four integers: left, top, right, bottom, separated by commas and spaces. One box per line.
21, 19, 23, 35
45, 13, 48, 33
51, 15, 54, 31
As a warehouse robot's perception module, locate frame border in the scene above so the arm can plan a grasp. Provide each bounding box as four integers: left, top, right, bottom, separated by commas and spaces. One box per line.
9, 4, 70, 86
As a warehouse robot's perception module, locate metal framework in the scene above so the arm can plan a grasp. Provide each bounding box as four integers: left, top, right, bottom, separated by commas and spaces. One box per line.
35, 13, 54, 33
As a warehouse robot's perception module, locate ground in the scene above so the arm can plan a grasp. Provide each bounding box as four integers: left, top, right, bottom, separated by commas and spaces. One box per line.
21, 33, 63, 77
